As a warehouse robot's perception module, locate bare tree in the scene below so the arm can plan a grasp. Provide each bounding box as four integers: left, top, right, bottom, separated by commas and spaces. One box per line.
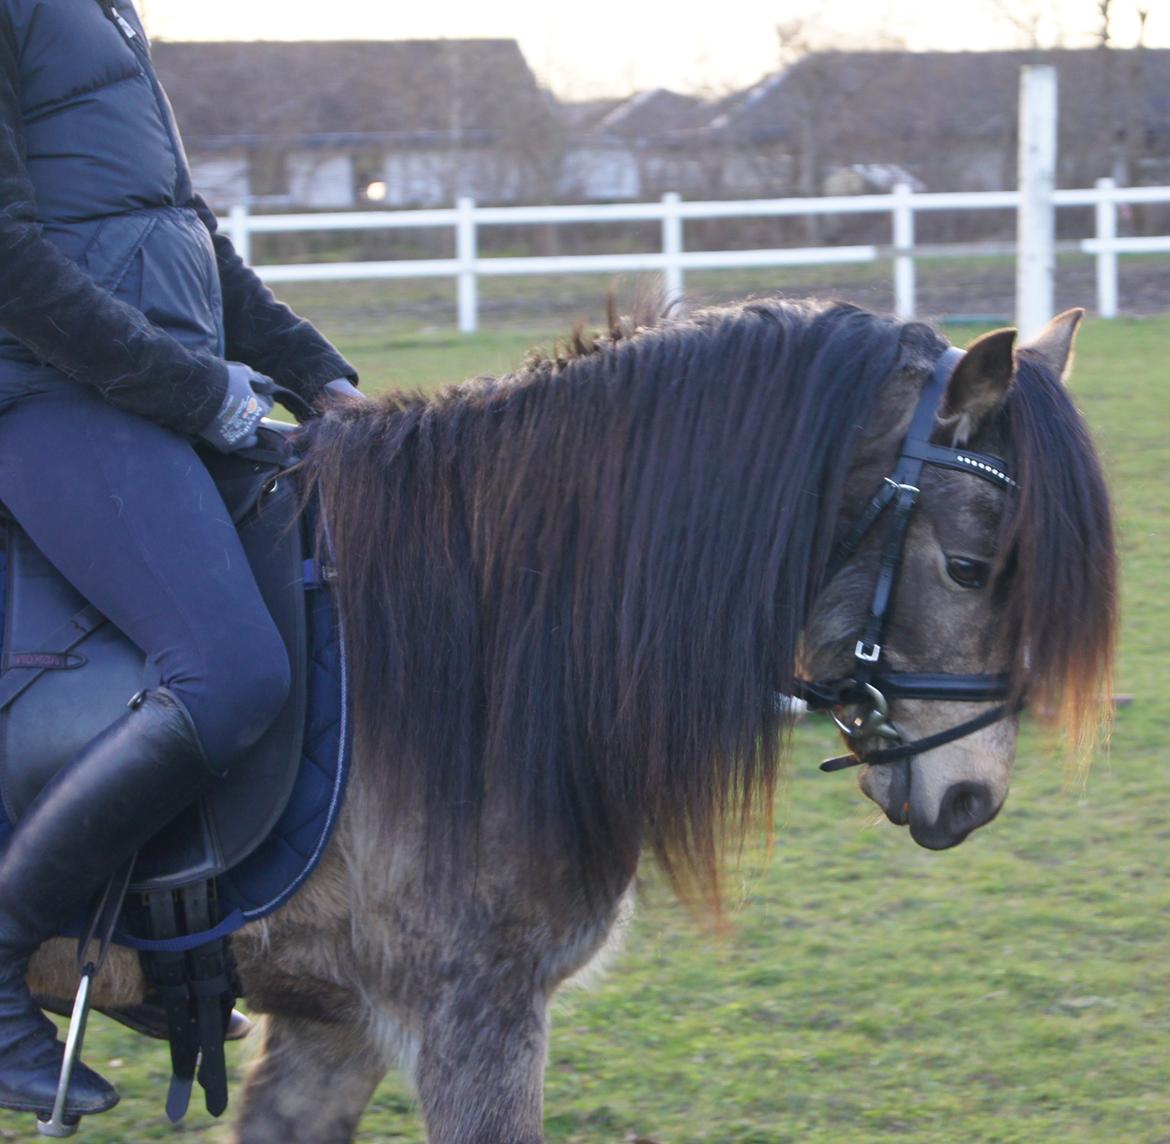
770, 14, 907, 239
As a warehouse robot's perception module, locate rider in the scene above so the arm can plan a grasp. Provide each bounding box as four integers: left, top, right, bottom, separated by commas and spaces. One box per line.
0, 0, 362, 1117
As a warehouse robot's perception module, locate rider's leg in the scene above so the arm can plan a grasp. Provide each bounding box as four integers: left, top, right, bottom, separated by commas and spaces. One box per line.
0, 386, 290, 763
0, 388, 291, 1115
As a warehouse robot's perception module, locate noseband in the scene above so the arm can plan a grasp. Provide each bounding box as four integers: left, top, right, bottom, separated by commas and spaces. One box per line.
794, 346, 1020, 774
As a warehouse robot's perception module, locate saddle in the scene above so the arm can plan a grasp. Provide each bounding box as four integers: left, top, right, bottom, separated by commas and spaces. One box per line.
0, 426, 309, 890
0, 423, 334, 1124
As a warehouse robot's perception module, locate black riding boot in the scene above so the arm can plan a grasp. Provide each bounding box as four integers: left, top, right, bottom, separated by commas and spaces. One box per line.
0, 689, 215, 1118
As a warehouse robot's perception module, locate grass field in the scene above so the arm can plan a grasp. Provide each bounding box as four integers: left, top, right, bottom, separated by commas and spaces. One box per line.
1, 307, 1167, 1144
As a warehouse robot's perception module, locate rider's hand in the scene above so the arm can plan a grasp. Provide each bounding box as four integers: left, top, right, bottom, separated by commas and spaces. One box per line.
198, 363, 275, 452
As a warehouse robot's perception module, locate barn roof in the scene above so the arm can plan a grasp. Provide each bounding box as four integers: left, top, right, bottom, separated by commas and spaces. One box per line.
710, 49, 1170, 144
594, 89, 712, 139
151, 39, 554, 149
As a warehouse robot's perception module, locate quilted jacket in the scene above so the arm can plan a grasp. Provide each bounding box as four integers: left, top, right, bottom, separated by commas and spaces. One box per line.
0, 0, 356, 433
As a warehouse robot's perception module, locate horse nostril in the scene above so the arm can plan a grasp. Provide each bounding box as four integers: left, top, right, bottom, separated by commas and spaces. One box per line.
940, 781, 993, 835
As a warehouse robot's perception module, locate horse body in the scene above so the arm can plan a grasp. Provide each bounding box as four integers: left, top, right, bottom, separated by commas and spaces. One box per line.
25, 298, 1115, 1142
228, 789, 634, 1144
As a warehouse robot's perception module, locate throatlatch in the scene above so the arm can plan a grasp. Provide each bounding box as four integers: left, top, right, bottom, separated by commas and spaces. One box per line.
794, 346, 1021, 772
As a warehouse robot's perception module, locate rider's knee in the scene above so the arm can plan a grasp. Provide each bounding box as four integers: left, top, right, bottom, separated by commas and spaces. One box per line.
221, 629, 292, 751
181, 623, 292, 764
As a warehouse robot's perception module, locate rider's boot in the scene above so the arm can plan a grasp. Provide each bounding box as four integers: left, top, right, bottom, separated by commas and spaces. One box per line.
0, 689, 215, 1117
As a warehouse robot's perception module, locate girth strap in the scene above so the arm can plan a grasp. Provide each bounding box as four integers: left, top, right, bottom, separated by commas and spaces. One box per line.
138, 883, 238, 1123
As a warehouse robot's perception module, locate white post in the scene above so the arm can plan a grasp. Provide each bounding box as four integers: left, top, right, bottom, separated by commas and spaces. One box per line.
455, 196, 478, 335
661, 192, 684, 305
1016, 65, 1058, 336
1094, 176, 1119, 319
228, 203, 251, 265
892, 182, 916, 320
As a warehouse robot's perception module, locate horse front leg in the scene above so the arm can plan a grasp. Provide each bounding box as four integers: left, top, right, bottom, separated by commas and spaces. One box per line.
414, 980, 549, 1144
232, 1013, 390, 1144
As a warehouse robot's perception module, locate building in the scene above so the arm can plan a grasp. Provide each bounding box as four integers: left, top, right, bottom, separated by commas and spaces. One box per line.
153, 39, 559, 209
704, 49, 1170, 196
155, 42, 1170, 213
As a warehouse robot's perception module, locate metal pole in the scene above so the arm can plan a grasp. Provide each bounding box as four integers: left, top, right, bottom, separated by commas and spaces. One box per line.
892, 182, 916, 320
1016, 65, 1058, 336
455, 196, 478, 335
1094, 176, 1118, 319
661, 192, 684, 305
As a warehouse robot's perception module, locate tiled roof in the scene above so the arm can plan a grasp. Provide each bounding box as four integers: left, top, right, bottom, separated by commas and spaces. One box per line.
152, 39, 553, 146
710, 49, 1170, 143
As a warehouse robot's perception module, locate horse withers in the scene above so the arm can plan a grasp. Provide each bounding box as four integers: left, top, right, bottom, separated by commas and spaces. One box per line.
24, 299, 1116, 1143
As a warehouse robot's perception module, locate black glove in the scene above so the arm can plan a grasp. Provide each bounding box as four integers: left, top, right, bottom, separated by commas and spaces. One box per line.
198, 363, 275, 452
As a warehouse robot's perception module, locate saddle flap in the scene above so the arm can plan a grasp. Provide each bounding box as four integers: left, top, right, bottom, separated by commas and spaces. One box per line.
0, 529, 143, 818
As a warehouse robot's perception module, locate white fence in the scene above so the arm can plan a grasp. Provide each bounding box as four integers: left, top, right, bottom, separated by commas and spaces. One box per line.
223, 177, 1170, 334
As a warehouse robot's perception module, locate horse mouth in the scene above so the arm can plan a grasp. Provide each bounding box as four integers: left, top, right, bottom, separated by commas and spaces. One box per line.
858, 758, 911, 826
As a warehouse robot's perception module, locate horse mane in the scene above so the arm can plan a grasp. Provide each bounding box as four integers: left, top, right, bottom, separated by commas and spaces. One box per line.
299, 298, 934, 907
997, 347, 1118, 757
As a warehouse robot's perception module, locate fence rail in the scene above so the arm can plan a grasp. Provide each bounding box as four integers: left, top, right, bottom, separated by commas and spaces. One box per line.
222, 177, 1170, 333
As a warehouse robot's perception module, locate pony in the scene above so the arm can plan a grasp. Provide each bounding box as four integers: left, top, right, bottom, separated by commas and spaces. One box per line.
25, 297, 1116, 1143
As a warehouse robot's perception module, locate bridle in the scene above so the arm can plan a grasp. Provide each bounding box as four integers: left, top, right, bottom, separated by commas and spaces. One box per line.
793, 346, 1021, 774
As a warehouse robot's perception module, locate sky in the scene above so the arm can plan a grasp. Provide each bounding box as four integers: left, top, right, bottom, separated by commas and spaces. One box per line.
139, 0, 1170, 99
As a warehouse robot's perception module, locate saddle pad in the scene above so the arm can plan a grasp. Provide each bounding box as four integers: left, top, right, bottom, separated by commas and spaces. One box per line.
0, 551, 352, 936
217, 563, 350, 922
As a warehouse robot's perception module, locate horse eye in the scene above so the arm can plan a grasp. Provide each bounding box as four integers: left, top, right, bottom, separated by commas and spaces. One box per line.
946, 556, 990, 589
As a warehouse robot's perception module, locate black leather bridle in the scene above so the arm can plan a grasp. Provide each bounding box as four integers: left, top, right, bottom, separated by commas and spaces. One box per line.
793, 346, 1021, 774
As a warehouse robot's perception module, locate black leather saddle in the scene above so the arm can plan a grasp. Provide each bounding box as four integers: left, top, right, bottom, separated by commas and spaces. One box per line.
0, 425, 309, 894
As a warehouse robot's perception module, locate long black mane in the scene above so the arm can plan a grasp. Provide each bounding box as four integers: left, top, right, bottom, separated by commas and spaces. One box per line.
300, 299, 939, 903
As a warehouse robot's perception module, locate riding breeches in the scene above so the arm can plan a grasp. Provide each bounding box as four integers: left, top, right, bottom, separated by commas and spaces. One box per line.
0, 386, 290, 767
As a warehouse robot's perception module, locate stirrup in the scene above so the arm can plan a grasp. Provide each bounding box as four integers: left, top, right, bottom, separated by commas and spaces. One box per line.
36, 858, 134, 1138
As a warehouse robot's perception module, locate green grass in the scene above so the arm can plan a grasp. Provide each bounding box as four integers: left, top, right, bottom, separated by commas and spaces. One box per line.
2, 314, 1167, 1144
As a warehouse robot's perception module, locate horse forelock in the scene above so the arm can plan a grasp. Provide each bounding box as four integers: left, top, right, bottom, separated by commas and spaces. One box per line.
997, 348, 1118, 757
299, 299, 935, 910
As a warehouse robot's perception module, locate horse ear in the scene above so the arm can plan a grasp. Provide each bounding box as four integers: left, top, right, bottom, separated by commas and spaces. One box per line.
1019, 307, 1084, 381
940, 327, 1017, 441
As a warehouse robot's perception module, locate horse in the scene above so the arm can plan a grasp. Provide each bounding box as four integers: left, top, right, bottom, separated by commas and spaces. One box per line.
24, 297, 1116, 1143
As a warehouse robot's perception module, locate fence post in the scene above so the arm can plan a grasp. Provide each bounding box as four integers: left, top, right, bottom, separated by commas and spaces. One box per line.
1016, 65, 1058, 336
228, 203, 251, 266
661, 192, 684, 304
892, 182, 916, 320
1094, 176, 1118, 319
456, 196, 478, 335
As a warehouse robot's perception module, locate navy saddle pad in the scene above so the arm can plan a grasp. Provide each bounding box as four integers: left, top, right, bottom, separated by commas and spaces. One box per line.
0, 431, 351, 934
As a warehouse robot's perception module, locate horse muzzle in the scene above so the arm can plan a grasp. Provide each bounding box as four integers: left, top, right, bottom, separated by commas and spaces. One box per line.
857, 736, 1007, 847
907, 778, 1002, 849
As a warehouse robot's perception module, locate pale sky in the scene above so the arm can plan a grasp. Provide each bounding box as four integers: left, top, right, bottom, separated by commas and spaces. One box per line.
139, 0, 1170, 99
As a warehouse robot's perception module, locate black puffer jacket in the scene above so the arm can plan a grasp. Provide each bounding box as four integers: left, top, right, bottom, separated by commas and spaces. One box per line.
0, 0, 356, 434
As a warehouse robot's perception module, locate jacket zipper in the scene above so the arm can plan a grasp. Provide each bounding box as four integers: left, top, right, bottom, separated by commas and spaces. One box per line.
99, 0, 138, 41
96, 0, 189, 200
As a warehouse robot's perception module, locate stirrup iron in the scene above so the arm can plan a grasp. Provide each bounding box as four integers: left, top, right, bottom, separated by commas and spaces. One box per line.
37, 857, 135, 1138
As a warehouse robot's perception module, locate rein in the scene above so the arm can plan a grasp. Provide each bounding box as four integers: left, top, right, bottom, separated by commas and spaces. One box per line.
794, 346, 1021, 774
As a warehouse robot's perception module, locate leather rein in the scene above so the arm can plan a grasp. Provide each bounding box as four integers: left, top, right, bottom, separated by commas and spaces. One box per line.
793, 346, 1021, 774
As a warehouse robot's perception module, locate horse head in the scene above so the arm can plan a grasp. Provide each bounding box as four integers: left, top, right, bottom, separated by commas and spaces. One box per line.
802, 309, 1116, 850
